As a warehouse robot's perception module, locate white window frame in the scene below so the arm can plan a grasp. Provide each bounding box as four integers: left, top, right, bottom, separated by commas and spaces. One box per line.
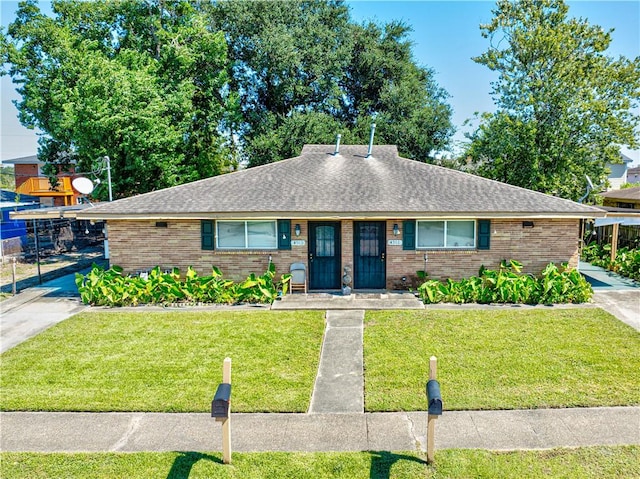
416, 220, 476, 249
216, 220, 278, 250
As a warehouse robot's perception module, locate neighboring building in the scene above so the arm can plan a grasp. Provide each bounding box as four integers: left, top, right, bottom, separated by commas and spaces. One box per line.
2, 155, 80, 206
593, 187, 640, 253
606, 153, 634, 190
599, 186, 640, 210
627, 166, 640, 185
0, 190, 40, 257
77, 144, 605, 289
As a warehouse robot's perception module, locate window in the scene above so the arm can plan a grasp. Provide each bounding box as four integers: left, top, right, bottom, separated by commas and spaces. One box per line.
417, 220, 475, 249
617, 202, 634, 209
315, 225, 336, 257
216, 220, 277, 249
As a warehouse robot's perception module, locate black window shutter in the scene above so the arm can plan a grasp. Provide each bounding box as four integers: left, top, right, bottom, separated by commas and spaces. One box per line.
278, 219, 291, 250
403, 220, 416, 250
477, 219, 491, 250
201, 220, 215, 250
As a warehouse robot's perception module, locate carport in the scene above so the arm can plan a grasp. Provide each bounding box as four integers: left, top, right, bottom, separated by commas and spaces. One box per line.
8, 204, 103, 284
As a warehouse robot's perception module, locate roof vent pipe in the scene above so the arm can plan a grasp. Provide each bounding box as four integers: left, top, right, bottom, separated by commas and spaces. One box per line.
366, 123, 376, 158
334, 134, 342, 156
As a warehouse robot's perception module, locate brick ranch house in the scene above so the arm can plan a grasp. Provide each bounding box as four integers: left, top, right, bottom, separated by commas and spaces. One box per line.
77, 144, 605, 290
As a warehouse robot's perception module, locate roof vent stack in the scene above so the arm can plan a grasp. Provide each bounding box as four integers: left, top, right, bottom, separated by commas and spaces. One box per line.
366, 123, 376, 158
334, 134, 342, 156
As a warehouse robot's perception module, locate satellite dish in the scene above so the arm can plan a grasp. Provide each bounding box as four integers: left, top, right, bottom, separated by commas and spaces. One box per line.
72, 177, 95, 195
585, 175, 594, 190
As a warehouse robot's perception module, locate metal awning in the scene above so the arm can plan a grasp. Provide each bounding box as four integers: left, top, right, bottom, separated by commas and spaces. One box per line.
9, 204, 93, 220
595, 217, 640, 227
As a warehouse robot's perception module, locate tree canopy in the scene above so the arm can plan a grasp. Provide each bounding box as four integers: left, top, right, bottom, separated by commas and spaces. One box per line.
3, 0, 237, 198
207, 0, 454, 166
465, 0, 640, 200
3, 0, 454, 196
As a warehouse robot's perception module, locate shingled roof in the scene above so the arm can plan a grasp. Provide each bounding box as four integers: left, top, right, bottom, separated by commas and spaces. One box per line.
78, 145, 605, 220
599, 186, 640, 201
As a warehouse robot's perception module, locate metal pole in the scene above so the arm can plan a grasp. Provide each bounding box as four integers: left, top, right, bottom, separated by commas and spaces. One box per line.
32, 219, 42, 285
366, 123, 376, 158
105, 156, 113, 201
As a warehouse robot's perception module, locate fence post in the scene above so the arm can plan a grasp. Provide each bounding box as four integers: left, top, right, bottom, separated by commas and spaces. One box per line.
222, 357, 232, 464
427, 356, 438, 464
12, 257, 17, 295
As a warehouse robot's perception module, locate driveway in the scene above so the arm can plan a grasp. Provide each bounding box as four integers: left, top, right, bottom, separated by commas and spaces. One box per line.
580, 261, 640, 331
0, 271, 87, 354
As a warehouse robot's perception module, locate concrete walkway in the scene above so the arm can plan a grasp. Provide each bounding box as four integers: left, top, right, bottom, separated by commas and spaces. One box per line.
1, 407, 638, 452
309, 310, 364, 413
579, 260, 640, 291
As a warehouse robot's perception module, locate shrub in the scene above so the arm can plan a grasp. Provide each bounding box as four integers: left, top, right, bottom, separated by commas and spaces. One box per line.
417, 260, 593, 305
582, 244, 640, 281
75, 263, 290, 306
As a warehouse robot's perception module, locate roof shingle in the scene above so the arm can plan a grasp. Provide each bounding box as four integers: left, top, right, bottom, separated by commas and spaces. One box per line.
78, 145, 604, 219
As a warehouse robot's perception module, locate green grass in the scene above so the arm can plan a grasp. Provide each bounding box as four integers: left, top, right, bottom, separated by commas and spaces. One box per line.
365, 308, 640, 411
2, 447, 638, 478
3, 308, 639, 414
0, 310, 325, 412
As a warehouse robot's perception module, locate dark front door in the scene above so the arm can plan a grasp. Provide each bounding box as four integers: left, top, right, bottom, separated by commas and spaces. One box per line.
309, 222, 341, 290
354, 221, 386, 289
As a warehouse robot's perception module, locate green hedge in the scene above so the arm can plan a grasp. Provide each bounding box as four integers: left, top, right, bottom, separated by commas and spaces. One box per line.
417, 260, 592, 304
75, 263, 290, 306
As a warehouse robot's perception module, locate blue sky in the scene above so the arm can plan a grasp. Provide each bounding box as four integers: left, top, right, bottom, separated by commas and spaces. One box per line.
2, 0, 639, 163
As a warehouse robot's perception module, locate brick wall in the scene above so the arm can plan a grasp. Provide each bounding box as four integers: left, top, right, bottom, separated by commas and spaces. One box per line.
108, 217, 581, 288
108, 219, 308, 281
385, 218, 580, 288
341, 220, 353, 278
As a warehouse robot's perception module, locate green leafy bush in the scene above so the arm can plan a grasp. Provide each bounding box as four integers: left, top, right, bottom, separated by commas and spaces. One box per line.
417, 260, 592, 305
75, 263, 290, 306
582, 244, 640, 281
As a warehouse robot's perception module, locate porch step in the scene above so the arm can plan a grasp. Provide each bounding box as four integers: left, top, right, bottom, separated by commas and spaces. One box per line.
271, 292, 424, 310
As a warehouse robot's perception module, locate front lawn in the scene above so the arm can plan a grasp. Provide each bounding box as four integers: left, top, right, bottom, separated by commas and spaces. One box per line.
0, 310, 325, 412
3, 308, 639, 414
365, 308, 640, 411
2, 447, 638, 478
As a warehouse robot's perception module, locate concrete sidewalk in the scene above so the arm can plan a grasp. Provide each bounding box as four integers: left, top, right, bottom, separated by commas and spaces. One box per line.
1, 407, 638, 452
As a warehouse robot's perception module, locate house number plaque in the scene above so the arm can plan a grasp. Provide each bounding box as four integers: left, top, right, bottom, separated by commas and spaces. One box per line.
291, 240, 306, 246
387, 239, 402, 246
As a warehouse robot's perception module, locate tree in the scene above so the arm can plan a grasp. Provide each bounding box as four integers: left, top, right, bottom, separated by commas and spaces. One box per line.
466, 0, 640, 200
340, 21, 453, 160
3, 0, 455, 190
208, 0, 454, 166
3, 0, 236, 198
207, 0, 354, 166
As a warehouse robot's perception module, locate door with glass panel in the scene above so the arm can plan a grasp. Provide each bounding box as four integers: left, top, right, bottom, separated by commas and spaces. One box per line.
308, 222, 341, 290
354, 221, 386, 289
